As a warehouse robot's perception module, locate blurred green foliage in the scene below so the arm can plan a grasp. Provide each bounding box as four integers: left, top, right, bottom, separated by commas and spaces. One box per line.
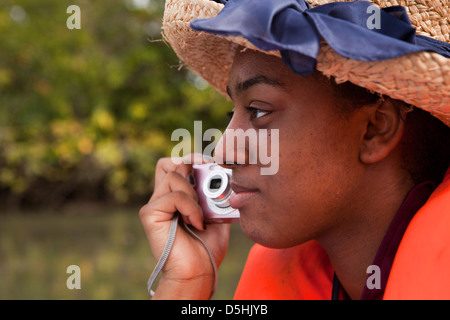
0, 0, 231, 208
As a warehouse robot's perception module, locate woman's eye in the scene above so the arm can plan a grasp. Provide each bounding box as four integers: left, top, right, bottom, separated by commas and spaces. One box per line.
248, 107, 270, 120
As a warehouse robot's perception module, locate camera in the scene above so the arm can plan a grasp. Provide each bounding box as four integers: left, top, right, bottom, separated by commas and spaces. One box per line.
192, 163, 240, 224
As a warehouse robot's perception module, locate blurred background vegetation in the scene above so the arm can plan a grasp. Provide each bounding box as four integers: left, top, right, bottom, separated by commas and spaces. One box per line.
0, 0, 254, 299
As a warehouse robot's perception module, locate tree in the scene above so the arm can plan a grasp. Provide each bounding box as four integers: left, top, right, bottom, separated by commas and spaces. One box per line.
0, 0, 230, 209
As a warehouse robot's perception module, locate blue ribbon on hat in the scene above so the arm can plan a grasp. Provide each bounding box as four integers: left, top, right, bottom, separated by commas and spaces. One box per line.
191, 0, 450, 75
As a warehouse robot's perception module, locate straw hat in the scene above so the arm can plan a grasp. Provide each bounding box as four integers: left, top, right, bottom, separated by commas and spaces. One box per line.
162, 0, 450, 127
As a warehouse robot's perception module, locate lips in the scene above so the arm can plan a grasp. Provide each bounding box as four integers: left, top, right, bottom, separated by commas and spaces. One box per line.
229, 182, 259, 209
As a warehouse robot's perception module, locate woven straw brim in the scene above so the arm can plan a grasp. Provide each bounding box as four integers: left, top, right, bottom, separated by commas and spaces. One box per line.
163, 0, 450, 127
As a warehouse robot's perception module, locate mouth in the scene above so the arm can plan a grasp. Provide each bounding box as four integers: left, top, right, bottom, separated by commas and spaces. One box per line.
229, 182, 259, 209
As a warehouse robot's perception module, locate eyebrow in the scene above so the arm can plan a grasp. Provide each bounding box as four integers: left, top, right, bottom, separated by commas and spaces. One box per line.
226, 75, 285, 98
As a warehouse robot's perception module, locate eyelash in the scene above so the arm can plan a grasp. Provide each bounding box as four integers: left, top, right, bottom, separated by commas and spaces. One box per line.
247, 107, 270, 120
227, 107, 271, 121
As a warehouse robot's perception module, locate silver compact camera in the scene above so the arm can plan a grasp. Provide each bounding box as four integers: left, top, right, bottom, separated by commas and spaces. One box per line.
192, 163, 240, 224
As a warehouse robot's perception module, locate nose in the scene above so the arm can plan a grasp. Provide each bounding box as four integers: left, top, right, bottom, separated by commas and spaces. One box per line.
214, 129, 236, 169
214, 121, 254, 169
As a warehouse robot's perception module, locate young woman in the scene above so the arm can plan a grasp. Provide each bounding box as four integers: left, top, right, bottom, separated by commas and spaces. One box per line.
140, 0, 450, 299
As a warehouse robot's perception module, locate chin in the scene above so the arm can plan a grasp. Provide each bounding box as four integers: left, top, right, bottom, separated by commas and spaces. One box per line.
239, 215, 302, 249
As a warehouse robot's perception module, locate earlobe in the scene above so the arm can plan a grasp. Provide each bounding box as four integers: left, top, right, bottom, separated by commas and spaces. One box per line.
359, 98, 406, 164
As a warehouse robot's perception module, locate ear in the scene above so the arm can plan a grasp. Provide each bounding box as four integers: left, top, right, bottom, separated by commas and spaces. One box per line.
359, 98, 406, 164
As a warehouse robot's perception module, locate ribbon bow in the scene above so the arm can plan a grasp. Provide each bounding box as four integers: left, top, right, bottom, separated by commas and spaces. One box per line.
191, 0, 450, 75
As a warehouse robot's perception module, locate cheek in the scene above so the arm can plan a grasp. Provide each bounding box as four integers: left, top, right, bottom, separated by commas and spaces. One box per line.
239, 114, 361, 247
255, 125, 358, 237
280, 118, 358, 184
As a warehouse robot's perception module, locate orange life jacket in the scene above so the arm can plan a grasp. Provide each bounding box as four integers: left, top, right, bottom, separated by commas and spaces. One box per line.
234, 167, 450, 300
385, 167, 450, 299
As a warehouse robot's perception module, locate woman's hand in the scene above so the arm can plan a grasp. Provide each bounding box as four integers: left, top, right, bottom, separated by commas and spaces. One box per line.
140, 154, 231, 299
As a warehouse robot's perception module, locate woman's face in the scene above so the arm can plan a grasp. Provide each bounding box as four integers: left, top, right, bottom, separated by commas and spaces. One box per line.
214, 49, 368, 248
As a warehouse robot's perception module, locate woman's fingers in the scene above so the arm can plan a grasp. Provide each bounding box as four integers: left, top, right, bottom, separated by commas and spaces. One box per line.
150, 171, 198, 203
141, 190, 204, 232
154, 154, 214, 187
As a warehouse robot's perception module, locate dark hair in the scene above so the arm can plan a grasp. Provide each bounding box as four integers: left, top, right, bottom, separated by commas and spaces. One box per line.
329, 78, 450, 186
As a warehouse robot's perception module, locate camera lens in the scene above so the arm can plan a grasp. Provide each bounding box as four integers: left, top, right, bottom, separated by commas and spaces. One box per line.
203, 170, 233, 210
200, 165, 236, 216
210, 178, 222, 190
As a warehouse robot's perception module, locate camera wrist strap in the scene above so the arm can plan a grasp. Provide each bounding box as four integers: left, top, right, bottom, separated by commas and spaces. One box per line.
147, 212, 218, 299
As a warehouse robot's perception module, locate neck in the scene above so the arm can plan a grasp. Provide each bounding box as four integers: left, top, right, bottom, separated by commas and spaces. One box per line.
317, 163, 414, 300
